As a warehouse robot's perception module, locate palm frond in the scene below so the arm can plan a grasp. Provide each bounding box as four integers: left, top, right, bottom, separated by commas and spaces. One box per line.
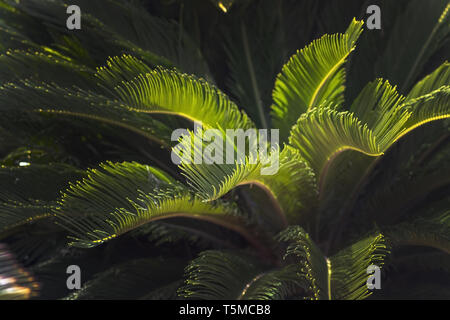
277, 226, 329, 300
288, 107, 382, 190
55, 162, 268, 255
406, 62, 450, 99
177, 128, 317, 226
271, 19, 363, 140
6, 0, 212, 77
396, 85, 450, 142
278, 226, 390, 300
0, 78, 173, 147
0, 50, 92, 87
180, 248, 312, 300
349, 79, 410, 149
109, 66, 253, 130
330, 233, 389, 300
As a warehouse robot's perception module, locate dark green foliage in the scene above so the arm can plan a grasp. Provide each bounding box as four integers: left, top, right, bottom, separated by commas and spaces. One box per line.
0, 0, 448, 300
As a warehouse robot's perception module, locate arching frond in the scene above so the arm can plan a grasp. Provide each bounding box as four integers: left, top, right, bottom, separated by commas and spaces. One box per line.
0, 50, 92, 87
179, 249, 310, 300
6, 0, 212, 78
55, 162, 266, 254
278, 226, 390, 300
0, 163, 83, 238
210, 0, 236, 13
177, 127, 317, 226
349, 79, 410, 149
277, 226, 329, 300
0, 200, 55, 236
330, 233, 389, 300
288, 107, 382, 188
111, 67, 253, 130
0, 79, 173, 147
179, 250, 267, 300
406, 62, 450, 100
0, 163, 83, 202
396, 86, 450, 142
271, 19, 363, 140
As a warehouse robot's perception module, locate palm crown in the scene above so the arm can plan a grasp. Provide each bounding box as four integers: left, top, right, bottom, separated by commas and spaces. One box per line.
0, 0, 449, 300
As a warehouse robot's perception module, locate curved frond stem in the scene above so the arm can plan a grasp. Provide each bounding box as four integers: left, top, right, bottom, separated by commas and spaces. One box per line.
237, 272, 267, 300
308, 53, 350, 111
328, 119, 449, 251
122, 212, 275, 261
391, 114, 450, 144
238, 180, 288, 227
318, 147, 383, 197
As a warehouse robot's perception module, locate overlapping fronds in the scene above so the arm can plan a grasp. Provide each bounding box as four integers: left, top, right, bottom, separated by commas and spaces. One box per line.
278, 227, 390, 300
110, 66, 253, 130
55, 162, 262, 250
330, 233, 389, 300
271, 19, 363, 140
210, 0, 236, 13
179, 250, 267, 299
406, 62, 450, 100
0, 200, 55, 235
396, 86, 450, 141
0, 244, 39, 299
0, 50, 92, 86
95, 55, 153, 91
277, 226, 329, 300
4, 0, 212, 77
349, 79, 410, 149
0, 164, 83, 234
288, 107, 382, 181
180, 249, 310, 300
176, 127, 317, 225
0, 78, 173, 147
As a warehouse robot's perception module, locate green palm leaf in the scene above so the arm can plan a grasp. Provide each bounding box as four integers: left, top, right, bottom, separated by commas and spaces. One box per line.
180, 249, 309, 300
288, 107, 382, 190
110, 66, 253, 130
279, 226, 390, 300
177, 129, 317, 226
271, 19, 363, 140
55, 162, 269, 256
